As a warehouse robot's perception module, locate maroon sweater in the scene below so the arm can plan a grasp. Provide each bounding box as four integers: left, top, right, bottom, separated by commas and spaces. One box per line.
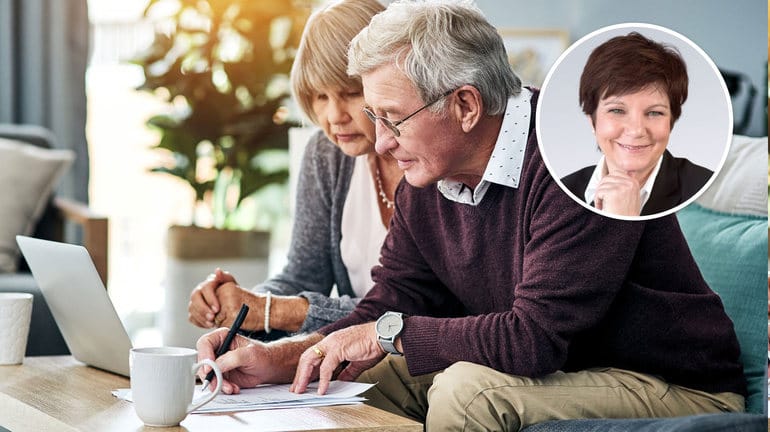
319, 93, 746, 397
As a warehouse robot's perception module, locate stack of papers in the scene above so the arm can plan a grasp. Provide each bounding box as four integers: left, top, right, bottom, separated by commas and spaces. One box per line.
113, 381, 375, 413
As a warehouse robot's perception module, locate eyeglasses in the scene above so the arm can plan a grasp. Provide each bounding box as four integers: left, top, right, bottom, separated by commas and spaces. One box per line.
363, 89, 454, 137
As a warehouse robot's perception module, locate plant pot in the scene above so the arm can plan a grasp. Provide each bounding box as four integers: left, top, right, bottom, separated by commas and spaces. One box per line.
160, 225, 270, 348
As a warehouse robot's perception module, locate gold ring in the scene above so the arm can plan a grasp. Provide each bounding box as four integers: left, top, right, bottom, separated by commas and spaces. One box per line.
312, 346, 325, 358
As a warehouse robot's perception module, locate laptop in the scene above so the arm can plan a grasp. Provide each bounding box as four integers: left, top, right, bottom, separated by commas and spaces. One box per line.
16, 235, 133, 376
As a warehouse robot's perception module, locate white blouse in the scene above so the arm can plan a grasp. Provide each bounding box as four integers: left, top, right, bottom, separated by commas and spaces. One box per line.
339, 156, 388, 298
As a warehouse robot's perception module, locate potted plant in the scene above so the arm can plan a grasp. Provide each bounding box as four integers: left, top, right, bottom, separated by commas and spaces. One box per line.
133, 0, 311, 346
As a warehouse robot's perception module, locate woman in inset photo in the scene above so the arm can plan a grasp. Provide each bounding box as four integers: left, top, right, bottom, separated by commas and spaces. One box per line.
561, 32, 712, 216
538, 24, 731, 220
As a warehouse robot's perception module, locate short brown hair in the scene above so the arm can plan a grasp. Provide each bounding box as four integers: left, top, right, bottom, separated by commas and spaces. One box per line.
579, 32, 688, 127
290, 0, 384, 125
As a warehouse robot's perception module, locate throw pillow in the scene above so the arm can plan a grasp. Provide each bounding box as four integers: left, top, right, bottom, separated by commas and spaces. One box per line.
0, 138, 74, 272
696, 134, 767, 216
677, 203, 767, 414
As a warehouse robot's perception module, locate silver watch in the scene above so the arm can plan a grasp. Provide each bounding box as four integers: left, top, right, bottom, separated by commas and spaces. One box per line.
375, 311, 405, 356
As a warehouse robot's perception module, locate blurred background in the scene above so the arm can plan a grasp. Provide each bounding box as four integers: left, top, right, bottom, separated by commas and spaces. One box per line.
1, 0, 766, 346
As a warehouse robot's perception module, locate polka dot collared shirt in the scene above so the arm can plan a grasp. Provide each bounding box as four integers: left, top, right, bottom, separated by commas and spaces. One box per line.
438, 88, 532, 205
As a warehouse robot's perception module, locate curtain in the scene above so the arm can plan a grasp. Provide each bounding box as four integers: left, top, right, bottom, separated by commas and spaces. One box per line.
0, 0, 90, 204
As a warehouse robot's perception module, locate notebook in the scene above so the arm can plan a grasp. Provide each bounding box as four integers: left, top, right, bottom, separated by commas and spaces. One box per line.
16, 235, 133, 376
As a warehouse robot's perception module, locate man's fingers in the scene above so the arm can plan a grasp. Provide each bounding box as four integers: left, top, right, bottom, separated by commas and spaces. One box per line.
316, 353, 342, 395
291, 346, 325, 394
196, 328, 229, 376
202, 335, 250, 394
215, 346, 248, 376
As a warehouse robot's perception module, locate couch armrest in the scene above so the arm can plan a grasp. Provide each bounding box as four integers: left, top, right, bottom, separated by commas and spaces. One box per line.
53, 197, 109, 285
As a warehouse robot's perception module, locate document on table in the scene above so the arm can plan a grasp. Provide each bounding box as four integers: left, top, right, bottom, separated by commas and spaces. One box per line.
112, 381, 375, 413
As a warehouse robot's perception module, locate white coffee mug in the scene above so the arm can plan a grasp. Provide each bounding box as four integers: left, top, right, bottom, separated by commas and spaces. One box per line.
0, 293, 33, 365
130, 346, 223, 427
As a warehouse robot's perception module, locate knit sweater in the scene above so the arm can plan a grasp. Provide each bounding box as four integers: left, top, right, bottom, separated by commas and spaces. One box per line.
253, 129, 361, 333
320, 95, 746, 397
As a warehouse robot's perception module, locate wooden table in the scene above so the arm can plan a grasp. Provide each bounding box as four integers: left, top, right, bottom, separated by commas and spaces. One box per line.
0, 356, 422, 431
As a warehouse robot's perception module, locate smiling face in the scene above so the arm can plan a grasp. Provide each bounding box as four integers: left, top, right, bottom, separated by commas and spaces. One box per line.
311, 85, 376, 157
592, 85, 672, 183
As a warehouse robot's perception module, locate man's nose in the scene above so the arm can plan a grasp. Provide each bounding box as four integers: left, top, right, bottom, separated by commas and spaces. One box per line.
374, 128, 396, 155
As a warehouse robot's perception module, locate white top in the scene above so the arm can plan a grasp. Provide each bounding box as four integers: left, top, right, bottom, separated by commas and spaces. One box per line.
340, 156, 388, 298
583, 154, 664, 210
437, 88, 532, 205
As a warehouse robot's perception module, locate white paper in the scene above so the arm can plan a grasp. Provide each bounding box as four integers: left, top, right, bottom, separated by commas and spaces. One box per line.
113, 381, 375, 413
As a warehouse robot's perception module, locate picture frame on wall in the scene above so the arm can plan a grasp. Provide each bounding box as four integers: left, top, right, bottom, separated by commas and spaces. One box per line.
499, 28, 569, 88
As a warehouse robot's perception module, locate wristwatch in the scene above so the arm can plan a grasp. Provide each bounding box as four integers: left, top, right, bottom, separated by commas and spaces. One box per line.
375, 311, 405, 356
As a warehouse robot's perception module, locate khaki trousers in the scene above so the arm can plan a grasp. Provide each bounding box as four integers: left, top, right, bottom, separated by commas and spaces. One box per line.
357, 357, 744, 432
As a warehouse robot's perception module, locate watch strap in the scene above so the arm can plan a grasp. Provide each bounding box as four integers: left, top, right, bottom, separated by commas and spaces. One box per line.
378, 337, 402, 356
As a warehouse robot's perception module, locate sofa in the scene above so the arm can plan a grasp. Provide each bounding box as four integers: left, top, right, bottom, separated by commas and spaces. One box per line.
523, 134, 768, 431
0, 124, 109, 356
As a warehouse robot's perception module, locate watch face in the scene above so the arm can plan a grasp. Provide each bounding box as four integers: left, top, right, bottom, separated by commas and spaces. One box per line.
376, 313, 403, 338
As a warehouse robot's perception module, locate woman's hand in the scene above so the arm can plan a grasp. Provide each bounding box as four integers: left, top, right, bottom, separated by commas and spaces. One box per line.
212, 283, 264, 330
594, 171, 642, 216
189, 269, 311, 332
188, 268, 238, 328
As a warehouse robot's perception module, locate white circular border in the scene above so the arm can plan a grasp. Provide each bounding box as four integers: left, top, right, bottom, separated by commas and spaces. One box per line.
536, 22, 733, 221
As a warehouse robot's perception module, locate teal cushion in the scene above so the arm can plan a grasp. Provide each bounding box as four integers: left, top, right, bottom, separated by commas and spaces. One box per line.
677, 203, 768, 414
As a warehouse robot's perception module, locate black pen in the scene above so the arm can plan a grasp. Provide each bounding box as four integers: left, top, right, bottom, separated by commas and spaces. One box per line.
201, 303, 249, 391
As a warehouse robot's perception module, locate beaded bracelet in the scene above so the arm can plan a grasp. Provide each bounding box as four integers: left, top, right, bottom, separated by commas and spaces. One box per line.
264, 291, 272, 334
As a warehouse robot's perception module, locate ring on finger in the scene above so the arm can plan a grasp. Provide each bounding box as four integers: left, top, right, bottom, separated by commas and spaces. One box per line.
312, 346, 325, 358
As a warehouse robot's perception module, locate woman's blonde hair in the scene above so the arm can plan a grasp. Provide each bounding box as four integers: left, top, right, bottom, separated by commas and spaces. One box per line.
290, 0, 385, 124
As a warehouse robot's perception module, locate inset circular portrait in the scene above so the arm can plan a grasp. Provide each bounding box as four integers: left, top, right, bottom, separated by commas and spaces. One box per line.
537, 23, 732, 221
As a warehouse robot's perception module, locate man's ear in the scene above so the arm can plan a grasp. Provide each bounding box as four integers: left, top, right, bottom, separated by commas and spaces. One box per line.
452, 85, 483, 132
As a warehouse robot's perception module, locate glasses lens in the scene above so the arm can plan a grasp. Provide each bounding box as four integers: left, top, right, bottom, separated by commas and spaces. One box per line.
363, 108, 377, 123
388, 123, 401, 137
363, 108, 401, 137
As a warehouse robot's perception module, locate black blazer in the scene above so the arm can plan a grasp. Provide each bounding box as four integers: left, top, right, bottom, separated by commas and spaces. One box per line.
561, 150, 714, 216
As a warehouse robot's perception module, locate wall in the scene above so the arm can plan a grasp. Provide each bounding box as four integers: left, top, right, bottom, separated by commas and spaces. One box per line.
474, 0, 767, 137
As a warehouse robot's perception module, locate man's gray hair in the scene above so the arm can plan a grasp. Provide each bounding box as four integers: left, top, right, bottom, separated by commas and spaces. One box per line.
347, 0, 521, 115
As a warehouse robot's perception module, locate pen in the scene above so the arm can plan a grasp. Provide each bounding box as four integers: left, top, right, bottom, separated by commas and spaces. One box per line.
201, 303, 249, 391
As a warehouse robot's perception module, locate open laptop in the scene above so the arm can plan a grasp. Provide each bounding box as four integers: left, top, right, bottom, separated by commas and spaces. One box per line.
16, 235, 133, 376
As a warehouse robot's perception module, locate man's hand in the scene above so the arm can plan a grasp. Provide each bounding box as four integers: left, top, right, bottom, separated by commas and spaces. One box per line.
196, 328, 321, 394
188, 268, 237, 328
594, 171, 642, 216
290, 322, 386, 396
195, 328, 269, 394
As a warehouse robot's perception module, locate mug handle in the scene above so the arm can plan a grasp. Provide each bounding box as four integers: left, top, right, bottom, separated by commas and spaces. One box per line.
187, 359, 223, 413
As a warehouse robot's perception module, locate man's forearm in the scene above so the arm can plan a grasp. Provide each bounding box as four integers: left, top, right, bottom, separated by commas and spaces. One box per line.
266, 332, 324, 382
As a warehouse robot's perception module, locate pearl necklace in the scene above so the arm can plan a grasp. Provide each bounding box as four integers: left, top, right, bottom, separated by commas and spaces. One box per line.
375, 168, 395, 209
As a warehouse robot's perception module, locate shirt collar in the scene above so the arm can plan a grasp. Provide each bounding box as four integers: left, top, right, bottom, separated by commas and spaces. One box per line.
584, 154, 664, 209
437, 88, 532, 205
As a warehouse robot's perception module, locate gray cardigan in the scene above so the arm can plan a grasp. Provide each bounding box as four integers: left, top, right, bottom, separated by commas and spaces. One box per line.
253, 129, 360, 333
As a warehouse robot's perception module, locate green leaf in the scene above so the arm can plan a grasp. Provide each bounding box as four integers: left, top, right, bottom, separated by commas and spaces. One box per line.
134, 0, 315, 228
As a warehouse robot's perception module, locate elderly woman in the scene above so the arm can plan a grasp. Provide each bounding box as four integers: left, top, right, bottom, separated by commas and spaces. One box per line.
561, 32, 713, 217
187, 0, 402, 337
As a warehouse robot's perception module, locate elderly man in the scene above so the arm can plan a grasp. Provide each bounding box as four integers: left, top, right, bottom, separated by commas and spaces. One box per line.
197, 1, 745, 430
